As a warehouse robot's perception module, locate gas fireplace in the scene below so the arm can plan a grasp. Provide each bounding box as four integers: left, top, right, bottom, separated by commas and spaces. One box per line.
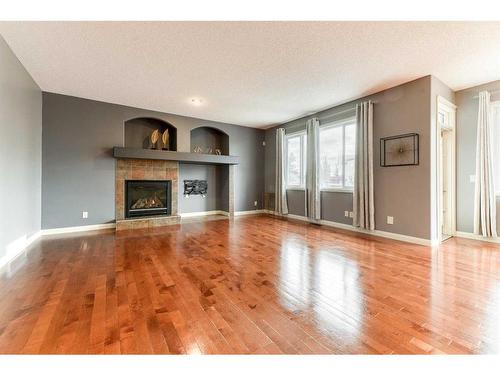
125, 180, 172, 218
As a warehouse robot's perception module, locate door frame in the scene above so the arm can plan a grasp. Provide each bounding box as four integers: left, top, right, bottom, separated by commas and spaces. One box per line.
436, 96, 457, 242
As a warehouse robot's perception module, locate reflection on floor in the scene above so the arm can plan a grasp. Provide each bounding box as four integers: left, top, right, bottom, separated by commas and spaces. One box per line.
0, 214, 499, 354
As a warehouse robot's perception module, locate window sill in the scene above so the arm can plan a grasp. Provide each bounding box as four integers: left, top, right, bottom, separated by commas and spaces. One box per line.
321, 188, 353, 193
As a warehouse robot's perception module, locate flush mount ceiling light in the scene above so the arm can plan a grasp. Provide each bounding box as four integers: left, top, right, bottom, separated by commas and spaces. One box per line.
190, 98, 204, 106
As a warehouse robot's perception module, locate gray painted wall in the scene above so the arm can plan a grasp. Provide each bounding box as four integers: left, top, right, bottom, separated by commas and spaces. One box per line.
42, 93, 265, 229
321, 191, 353, 225
265, 76, 448, 240
286, 190, 306, 216
0, 36, 42, 262
178, 164, 227, 213
456, 80, 500, 234
190, 126, 229, 155
124, 117, 177, 150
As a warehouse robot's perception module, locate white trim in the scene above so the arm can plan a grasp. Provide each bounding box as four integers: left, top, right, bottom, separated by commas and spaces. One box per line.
180, 210, 228, 218
437, 95, 457, 110
319, 220, 434, 246
434, 95, 457, 243
455, 231, 500, 244
320, 115, 356, 129
234, 209, 266, 216
320, 188, 353, 193
286, 213, 309, 222
319, 117, 356, 191
265, 211, 434, 246
0, 231, 41, 272
39, 210, 267, 237
285, 130, 307, 190
285, 128, 307, 136
41, 223, 116, 236
181, 210, 266, 218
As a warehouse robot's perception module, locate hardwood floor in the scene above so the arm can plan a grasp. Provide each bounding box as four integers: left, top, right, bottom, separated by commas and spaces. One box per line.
1, 214, 500, 354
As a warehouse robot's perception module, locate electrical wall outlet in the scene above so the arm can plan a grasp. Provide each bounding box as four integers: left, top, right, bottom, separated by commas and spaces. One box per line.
349, 211, 354, 218
254, 201, 258, 207
387, 216, 394, 225
82, 211, 88, 219
344, 210, 349, 217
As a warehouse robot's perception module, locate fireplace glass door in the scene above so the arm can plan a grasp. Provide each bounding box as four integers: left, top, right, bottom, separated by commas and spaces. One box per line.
125, 180, 171, 218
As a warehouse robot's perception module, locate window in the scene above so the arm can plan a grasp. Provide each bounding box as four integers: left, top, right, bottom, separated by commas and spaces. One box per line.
319, 118, 356, 190
286, 131, 306, 189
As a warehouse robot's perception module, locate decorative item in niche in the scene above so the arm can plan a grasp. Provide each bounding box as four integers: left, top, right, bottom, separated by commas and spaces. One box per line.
150, 129, 160, 149
184, 180, 208, 197
206, 147, 213, 154
193, 146, 203, 153
215, 149, 222, 155
380, 133, 419, 167
161, 129, 169, 150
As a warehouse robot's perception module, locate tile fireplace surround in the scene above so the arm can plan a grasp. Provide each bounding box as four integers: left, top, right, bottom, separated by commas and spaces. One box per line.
115, 158, 180, 230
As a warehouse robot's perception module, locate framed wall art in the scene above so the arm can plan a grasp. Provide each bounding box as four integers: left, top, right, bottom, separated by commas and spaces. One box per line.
380, 133, 419, 167
183, 180, 208, 196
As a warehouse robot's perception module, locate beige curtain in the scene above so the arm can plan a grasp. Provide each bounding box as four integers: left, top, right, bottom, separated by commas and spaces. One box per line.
353, 101, 375, 230
275, 128, 288, 215
474, 91, 497, 237
305, 118, 320, 221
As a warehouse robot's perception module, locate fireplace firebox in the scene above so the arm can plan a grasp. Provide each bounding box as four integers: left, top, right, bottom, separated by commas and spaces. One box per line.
125, 180, 171, 218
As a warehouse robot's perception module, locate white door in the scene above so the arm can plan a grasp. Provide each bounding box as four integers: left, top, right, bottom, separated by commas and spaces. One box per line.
437, 96, 457, 242
441, 129, 452, 238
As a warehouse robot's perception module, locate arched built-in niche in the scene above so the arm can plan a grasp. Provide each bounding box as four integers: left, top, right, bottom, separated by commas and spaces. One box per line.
124, 117, 177, 151
190, 126, 229, 155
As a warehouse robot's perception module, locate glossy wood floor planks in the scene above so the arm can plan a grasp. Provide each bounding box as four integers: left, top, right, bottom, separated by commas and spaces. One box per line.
1, 215, 499, 354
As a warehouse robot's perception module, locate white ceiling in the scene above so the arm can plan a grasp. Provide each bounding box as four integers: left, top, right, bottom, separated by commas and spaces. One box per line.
1, 21, 500, 128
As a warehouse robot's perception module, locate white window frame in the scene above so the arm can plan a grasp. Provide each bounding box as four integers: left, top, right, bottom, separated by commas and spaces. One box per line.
319, 117, 356, 193
285, 130, 307, 190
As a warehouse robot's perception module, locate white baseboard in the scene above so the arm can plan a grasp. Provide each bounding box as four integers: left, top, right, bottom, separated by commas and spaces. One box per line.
180, 210, 228, 218
265, 211, 433, 246
41, 223, 116, 236
455, 231, 500, 244
180, 209, 265, 218
40, 210, 266, 236
234, 209, 266, 216
319, 219, 433, 246
0, 231, 41, 271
